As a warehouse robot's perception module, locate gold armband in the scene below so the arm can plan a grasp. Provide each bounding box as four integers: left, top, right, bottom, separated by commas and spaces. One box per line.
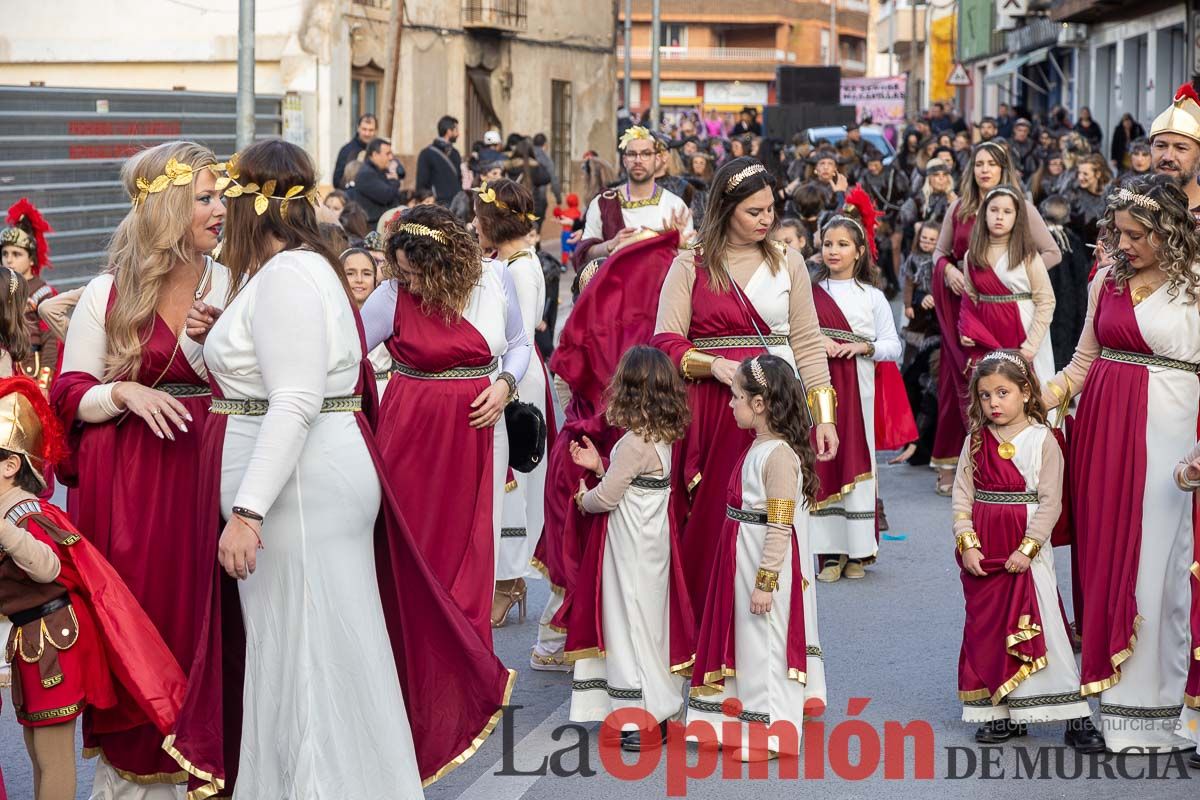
955, 530, 982, 554
755, 568, 780, 592
766, 498, 796, 526
680, 348, 717, 381
806, 385, 837, 426
954, 512, 972, 522
1016, 536, 1042, 559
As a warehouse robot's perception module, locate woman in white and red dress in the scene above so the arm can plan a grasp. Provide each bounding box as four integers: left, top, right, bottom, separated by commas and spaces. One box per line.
1041, 176, 1200, 753
652, 157, 836, 618
362, 203, 532, 648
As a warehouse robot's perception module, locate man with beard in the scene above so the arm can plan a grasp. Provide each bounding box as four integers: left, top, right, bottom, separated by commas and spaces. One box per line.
416, 114, 463, 206
1150, 84, 1200, 215
570, 126, 692, 273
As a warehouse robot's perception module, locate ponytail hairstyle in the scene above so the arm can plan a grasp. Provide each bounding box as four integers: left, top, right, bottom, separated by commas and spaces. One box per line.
736, 355, 819, 505
964, 350, 1048, 472
0, 268, 30, 364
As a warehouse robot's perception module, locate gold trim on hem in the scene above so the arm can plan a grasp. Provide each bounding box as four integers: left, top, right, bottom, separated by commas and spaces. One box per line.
528, 557, 564, 595
671, 655, 696, 676
958, 687, 992, 702
687, 472, 702, 493
809, 470, 875, 511
786, 667, 808, 685
85, 747, 187, 787
565, 646, 604, 663
421, 668, 517, 788
162, 735, 223, 800
930, 456, 959, 468
1191, 561, 1200, 581
1080, 615, 1142, 697
1186, 693, 1200, 709
688, 665, 736, 697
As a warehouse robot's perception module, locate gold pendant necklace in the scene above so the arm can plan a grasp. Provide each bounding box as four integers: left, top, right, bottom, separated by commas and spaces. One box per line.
1131, 285, 1153, 305
995, 423, 1027, 460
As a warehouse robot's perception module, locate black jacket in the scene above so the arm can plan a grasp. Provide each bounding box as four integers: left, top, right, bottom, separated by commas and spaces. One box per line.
333, 138, 367, 189
416, 139, 463, 206
351, 160, 402, 225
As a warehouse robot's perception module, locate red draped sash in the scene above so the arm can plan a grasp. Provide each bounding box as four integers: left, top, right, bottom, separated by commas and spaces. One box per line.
690, 452, 808, 695
49, 287, 213, 780
875, 361, 919, 450
538, 232, 679, 602
651, 261, 772, 619
931, 212, 973, 464
958, 262, 1027, 366
377, 285, 497, 646
1069, 279, 1158, 693
957, 434, 1047, 703
810, 285, 873, 506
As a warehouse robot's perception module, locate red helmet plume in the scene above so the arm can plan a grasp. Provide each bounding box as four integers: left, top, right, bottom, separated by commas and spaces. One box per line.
841, 185, 880, 259
0, 375, 68, 468
1175, 83, 1200, 106
4, 198, 53, 275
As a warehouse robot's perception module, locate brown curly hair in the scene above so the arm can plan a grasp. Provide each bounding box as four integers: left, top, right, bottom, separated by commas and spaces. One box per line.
1100, 174, 1200, 305
964, 350, 1049, 473
736, 355, 819, 505
384, 204, 482, 318
604, 346, 691, 444
473, 178, 536, 246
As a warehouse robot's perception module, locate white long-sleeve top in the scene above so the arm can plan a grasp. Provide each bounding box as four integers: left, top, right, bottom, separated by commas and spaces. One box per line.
817, 277, 903, 362
59, 260, 229, 422
360, 259, 532, 383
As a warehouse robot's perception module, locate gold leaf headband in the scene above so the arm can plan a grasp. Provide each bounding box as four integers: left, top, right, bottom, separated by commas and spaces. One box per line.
395, 222, 449, 245
979, 350, 1028, 375
618, 125, 661, 152
131, 158, 217, 208
1108, 187, 1161, 211
212, 153, 320, 216
750, 356, 767, 388
726, 163, 767, 192
474, 181, 539, 223
4, 268, 15, 298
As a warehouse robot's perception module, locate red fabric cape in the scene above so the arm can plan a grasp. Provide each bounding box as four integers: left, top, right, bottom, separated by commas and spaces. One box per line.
958, 263, 1027, 365
569, 191, 626, 271
167, 318, 514, 797
1068, 279, 1155, 693
874, 361, 918, 450
931, 211, 973, 463
554, 467, 695, 670
17, 504, 186, 734
809, 285, 874, 505
49, 287, 214, 779
538, 231, 679, 597
690, 452, 808, 695
956, 436, 1047, 703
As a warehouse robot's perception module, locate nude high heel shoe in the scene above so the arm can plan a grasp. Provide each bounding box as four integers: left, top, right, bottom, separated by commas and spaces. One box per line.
491, 578, 528, 628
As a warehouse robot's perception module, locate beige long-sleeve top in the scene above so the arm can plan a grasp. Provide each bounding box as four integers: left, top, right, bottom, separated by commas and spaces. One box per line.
933, 198, 1063, 271
1175, 440, 1200, 491
580, 433, 666, 514
654, 242, 832, 393
1044, 267, 1108, 402
0, 487, 60, 582
37, 285, 84, 343
964, 250, 1055, 355
950, 423, 1064, 546
760, 436, 800, 574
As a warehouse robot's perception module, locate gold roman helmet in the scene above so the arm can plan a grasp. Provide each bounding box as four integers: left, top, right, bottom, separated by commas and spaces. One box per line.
1150, 83, 1200, 144
0, 377, 66, 489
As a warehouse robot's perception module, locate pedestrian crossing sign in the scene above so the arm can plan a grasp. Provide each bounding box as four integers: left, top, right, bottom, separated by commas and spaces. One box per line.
947, 63, 971, 87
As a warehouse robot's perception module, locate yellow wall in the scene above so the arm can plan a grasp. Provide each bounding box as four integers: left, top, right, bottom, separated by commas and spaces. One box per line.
930, 13, 956, 104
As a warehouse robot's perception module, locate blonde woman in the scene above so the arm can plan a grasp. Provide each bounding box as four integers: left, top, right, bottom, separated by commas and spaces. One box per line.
50, 140, 230, 797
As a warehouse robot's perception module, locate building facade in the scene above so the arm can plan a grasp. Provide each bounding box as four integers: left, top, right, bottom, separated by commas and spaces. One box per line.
615, 0, 870, 117
872, 0, 958, 112
1, 0, 615, 188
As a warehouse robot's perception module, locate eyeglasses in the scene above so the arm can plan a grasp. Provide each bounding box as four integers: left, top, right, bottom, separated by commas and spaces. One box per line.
623, 151, 656, 161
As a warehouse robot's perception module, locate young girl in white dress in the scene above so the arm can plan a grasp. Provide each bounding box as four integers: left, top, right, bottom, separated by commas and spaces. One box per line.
688, 354, 825, 760
565, 345, 694, 752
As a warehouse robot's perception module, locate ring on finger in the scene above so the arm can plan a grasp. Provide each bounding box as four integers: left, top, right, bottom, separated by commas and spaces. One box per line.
152, 409, 163, 416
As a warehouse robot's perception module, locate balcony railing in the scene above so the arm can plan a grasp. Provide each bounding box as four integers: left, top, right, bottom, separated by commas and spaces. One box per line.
618, 46, 797, 63
463, 0, 527, 32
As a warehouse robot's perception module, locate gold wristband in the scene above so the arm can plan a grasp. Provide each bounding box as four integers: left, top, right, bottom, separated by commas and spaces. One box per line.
755, 568, 780, 592
863, 342, 876, 359
766, 498, 797, 525
954, 511, 972, 522
956, 530, 982, 554
680, 348, 717, 381
1017, 536, 1042, 559
806, 385, 837, 426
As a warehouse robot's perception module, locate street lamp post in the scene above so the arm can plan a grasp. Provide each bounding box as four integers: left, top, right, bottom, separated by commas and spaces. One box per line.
650, 0, 661, 129
624, 0, 632, 111
236, 0, 255, 151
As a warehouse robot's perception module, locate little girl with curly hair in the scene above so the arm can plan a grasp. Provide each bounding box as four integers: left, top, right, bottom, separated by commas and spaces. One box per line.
687, 354, 825, 761
562, 345, 695, 752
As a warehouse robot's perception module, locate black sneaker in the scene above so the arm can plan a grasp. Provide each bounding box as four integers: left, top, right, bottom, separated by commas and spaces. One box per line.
974, 719, 1027, 743
1064, 716, 1105, 753
620, 721, 668, 752
1188, 751, 1200, 770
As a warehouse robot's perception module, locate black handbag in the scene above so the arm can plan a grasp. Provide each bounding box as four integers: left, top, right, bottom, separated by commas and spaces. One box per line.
506, 398, 547, 473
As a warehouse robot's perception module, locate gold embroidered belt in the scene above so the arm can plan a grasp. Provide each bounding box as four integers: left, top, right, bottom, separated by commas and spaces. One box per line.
693, 335, 788, 349
209, 395, 363, 416
975, 490, 1038, 504
1100, 348, 1200, 374
374, 370, 391, 382
391, 357, 499, 380
820, 327, 873, 344
977, 292, 1032, 303
157, 383, 212, 398
726, 505, 767, 525
630, 475, 671, 490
